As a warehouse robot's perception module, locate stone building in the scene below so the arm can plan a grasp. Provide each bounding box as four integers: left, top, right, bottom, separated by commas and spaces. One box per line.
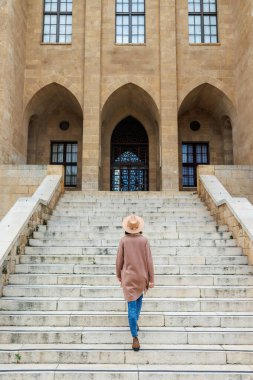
0, 0, 252, 192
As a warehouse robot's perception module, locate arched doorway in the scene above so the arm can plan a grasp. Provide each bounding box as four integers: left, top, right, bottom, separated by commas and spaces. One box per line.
111, 117, 149, 191
100, 83, 160, 191
178, 83, 236, 189
25, 83, 83, 189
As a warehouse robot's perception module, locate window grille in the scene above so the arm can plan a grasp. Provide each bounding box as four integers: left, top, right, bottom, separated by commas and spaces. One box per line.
188, 0, 218, 43
51, 142, 77, 187
43, 0, 72, 43
111, 117, 149, 191
116, 0, 145, 44
182, 142, 209, 187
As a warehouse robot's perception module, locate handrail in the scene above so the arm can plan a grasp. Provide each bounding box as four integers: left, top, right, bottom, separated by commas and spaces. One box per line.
199, 174, 253, 263
0, 174, 62, 270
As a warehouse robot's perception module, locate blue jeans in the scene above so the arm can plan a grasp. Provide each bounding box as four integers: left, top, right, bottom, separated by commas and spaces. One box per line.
127, 294, 143, 337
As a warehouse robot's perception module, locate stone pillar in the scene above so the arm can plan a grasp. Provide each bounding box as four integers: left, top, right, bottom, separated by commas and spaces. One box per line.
223, 117, 234, 165
0, 0, 28, 164
159, 0, 178, 190
82, 0, 102, 190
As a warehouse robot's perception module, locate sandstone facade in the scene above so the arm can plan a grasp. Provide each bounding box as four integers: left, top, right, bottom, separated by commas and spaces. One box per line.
0, 0, 252, 191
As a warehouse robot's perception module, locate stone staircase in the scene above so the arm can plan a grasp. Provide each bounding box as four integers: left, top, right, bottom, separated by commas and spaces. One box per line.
0, 191, 253, 379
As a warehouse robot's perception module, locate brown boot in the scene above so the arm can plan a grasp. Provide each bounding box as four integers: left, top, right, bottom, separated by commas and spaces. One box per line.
132, 337, 140, 351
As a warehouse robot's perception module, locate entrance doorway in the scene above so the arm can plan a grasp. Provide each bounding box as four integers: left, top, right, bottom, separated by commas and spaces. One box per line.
182, 142, 209, 187
51, 141, 78, 187
111, 117, 149, 191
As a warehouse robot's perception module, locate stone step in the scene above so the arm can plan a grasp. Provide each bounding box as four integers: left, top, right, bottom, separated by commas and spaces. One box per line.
48, 216, 215, 224
1, 344, 253, 365
47, 218, 216, 226
9, 274, 253, 287
24, 246, 243, 256
59, 196, 200, 205
58, 197, 201, 203
2, 189, 253, 375
32, 231, 233, 240
28, 238, 238, 247
1, 364, 253, 380
1, 297, 253, 312
3, 285, 253, 298
13, 264, 253, 275
61, 191, 197, 197
20, 254, 247, 266
59, 197, 200, 203
47, 219, 217, 228
1, 311, 253, 328
52, 210, 210, 217
54, 206, 207, 213
55, 201, 206, 208
1, 327, 253, 345
38, 224, 229, 233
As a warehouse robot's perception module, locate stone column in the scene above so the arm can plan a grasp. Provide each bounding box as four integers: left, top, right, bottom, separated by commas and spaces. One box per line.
0, 0, 28, 164
82, 0, 102, 190
159, 0, 179, 190
222, 117, 234, 165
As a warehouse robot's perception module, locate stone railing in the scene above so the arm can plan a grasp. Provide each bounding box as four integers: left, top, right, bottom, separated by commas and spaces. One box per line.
0, 166, 64, 295
198, 174, 253, 265
197, 165, 253, 205
0, 165, 48, 220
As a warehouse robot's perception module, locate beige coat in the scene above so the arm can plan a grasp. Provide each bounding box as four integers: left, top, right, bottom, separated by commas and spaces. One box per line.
116, 234, 155, 302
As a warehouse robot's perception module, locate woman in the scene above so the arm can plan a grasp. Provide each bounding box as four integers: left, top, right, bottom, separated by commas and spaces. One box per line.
116, 214, 155, 351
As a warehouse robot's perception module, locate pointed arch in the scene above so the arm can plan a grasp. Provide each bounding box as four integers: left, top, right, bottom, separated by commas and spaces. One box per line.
101, 82, 160, 128
178, 82, 236, 190
24, 82, 83, 189
178, 81, 236, 121
100, 83, 160, 191
178, 81, 236, 123
24, 82, 83, 123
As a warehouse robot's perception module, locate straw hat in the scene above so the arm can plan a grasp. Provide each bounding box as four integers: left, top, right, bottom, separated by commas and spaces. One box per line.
122, 214, 144, 234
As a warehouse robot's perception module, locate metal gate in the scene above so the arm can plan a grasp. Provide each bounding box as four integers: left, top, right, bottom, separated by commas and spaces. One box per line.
111, 117, 149, 191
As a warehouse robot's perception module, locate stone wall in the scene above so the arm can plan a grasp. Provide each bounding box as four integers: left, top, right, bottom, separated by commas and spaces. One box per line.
233, 1, 253, 165
198, 165, 253, 205
0, 165, 47, 219
176, 0, 236, 107
178, 109, 233, 189
27, 100, 83, 190
0, 0, 28, 163
24, 0, 85, 108
1, 1, 253, 190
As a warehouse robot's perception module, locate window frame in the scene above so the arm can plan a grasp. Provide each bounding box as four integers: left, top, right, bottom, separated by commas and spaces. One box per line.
50, 141, 78, 187
115, 0, 146, 44
42, 0, 73, 44
188, 0, 219, 44
182, 142, 210, 187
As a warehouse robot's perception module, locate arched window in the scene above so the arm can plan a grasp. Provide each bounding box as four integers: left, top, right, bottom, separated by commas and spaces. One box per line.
115, 0, 145, 44
188, 0, 218, 43
43, 0, 72, 43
